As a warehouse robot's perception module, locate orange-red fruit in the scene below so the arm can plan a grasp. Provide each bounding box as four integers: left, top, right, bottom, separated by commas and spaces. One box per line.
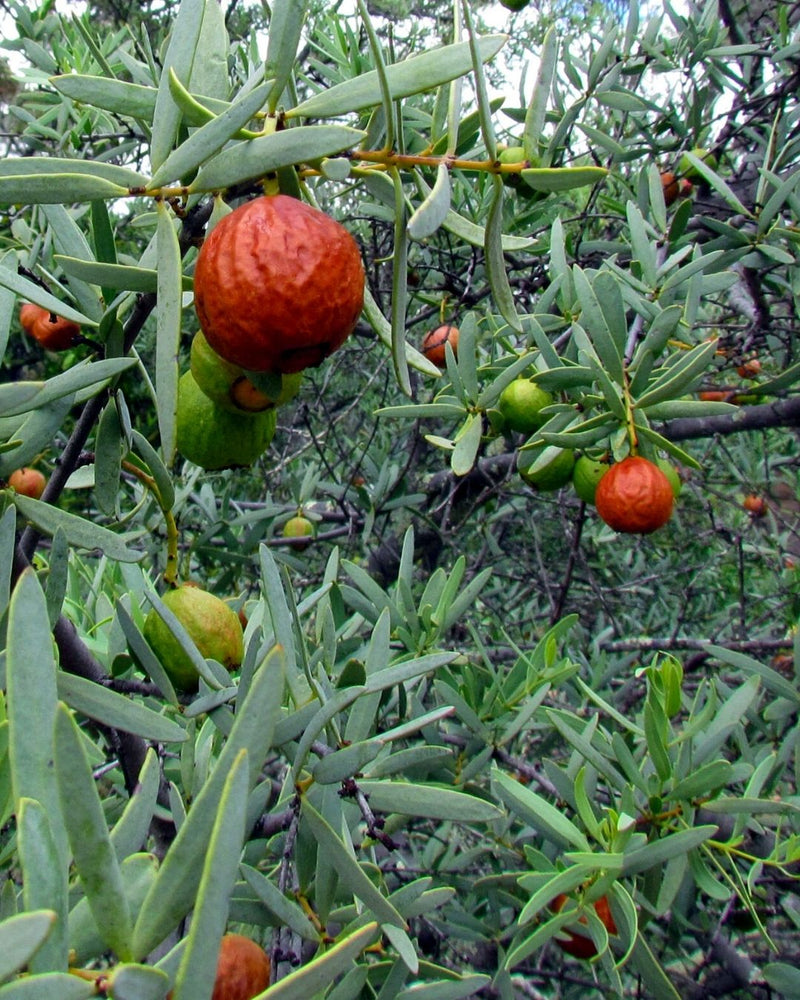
20, 303, 80, 351
550, 894, 618, 959
193, 195, 365, 375
660, 171, 679, 206
8, 467, 47, 499
211, 934, 271, 1000
421, 324, 459, 367
737, 358, 761, 378
743, 494, 767, 517
595, 456, 674, 534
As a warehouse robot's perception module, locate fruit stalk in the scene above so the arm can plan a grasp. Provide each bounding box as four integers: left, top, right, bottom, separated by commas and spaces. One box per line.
121, 459, 180, 586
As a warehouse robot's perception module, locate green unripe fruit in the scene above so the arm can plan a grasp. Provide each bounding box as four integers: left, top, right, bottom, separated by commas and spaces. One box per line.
572, 456, 611, 504
657, 458, 682, 498
678, 148, 717, 180
519, 448, 576, 491
500, 0, 530, 9
498, 379, 554, 435
191, 331, 302, 413
176, 371, 276, 470
283, 514, 315, 551
143, 584, 244, 692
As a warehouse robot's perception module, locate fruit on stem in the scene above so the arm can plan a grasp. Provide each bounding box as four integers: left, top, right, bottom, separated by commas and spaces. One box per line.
571, 456, 610, 504
176, 371, 277, 470
143, 584, 244, 692
519, 449, 576, 491
283, 514, 315, 550
20, 302, 80, 351
595, 456, 674, 534
191, 331, 302, 413
421, 324, 459, 367
498, 378, 554, 435
7, 467, 47, 499
193, 195, 365, 374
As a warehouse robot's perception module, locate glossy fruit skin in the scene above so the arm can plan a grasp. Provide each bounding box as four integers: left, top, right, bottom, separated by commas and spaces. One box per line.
176, 371, 276, 470
191, 331, 301, 413
283, 514, 314, 550
422, 325, 459, 367
194, 195, 365, 374
143, 585, 244, 692
498, 379, 554, 435
520, 449, 575, 492
550, 894, 618, 959
211, 933, 271, 1000
20, 303, 80, 351
595, 456, 674, 534
7, 467, 47, 499
500, 0, 530, 9
571, 456, 610, 504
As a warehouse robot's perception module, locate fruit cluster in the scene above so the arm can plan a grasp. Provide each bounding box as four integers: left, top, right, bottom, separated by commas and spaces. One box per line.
178, 194, 365, 471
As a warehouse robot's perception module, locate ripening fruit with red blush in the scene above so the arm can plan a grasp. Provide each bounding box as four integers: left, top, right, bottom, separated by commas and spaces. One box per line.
421, 324, 459, 367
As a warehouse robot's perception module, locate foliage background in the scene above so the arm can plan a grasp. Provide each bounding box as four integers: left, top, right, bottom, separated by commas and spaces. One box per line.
0, 0, 799, 998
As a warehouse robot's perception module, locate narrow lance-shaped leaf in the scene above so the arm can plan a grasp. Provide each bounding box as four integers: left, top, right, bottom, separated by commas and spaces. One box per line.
390, 167, 412, 397
524, 26, 557, 155
155, 201, 182, 464
289, 35, 507, 119
150, 0, 205, 171
6, 570, 68, 866
408, 163, 451, 240
265, 0, 308, 111
171, 750, 250, 1000
11, 494, 142, 563
17, 799, 69, 973
485, 176, 521, 332
0, 911, 57, 983
149, 76, 272, 188
301, 799, 405, 928
55, 705, 133, 961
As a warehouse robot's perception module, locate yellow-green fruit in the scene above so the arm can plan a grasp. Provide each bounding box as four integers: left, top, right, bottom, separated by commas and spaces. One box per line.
678, 147, 717, 180
283, 515, 314, 551
657, 458, 682, 498
191, 331, 302, 413
143, 585, 244, 691
498, 379, 554, 435
520, 449, 576, 491
176, 371, 276, 470
572, 456, 611, 504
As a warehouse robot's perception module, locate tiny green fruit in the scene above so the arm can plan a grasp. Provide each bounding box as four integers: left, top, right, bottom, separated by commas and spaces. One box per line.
500, 0, 530, 9
519, 449, 576, 491
283, 514, 315, 551
176, 371, 276, 470
498, 379, 554, 435
143, 585, 244, 691
678, 147, 717, 180
572, 456, 611, 504
191, 331, 301, 413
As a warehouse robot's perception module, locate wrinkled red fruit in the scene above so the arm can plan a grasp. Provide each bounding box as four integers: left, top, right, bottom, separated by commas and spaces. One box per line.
194, 195, 365, 374
550, 894, 618, 959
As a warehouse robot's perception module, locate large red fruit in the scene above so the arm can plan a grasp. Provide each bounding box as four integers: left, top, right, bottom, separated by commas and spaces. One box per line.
193, 195, 365, 374
211, 933, 271, 1000
595, 456, 674, 534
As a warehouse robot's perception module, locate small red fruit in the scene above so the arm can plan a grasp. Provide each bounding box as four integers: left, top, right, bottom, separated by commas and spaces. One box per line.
737, 358, 761, 378
743, 494, 767, 518
193, 195, 365, 374
421, 324, 459, 367
698, 389, 735, 402
660, 171, 679, 206
7, 467, 47, 499
550, 894, 618, 959
20, 303, 80, 351
595, 456, 675, 534
210, 933, 271, 1000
